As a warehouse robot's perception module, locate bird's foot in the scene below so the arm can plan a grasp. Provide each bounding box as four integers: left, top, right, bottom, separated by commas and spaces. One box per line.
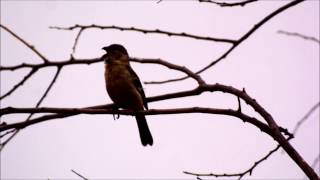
112, 105, 120, 120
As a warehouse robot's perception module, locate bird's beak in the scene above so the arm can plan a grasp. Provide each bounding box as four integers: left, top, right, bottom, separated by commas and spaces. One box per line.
102, 46, 108, 52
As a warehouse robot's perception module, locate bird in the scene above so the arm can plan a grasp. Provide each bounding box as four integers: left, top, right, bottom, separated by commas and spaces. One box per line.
102, 44, 153, 146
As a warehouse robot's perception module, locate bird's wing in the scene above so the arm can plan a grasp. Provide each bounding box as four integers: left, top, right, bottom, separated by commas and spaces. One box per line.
128, 66, 148, 110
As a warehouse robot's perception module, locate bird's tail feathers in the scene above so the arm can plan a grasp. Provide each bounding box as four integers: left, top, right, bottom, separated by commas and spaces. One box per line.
135, 114, 153, 146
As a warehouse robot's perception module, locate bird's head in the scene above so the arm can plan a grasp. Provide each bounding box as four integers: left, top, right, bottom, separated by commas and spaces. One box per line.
102, 44, 129, 64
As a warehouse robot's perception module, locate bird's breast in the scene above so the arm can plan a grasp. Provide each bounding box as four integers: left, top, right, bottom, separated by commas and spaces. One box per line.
104, 64, 143, 110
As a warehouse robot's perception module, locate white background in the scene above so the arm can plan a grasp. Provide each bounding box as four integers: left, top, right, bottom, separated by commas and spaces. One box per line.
1, 0, 319, 179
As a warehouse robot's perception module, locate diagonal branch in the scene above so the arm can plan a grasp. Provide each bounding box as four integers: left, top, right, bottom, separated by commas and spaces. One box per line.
184, 137, 292, 179
278, 30, 320, 44
0, 68, 38, 100
71, 169, 88, 180
0, 129, 16, 138
311, 154, 320, 169
147, 0, 305, 84
185, 99, 319, 179
0, 67, 62, 151
0, 24, 49, 63
293, 102, 320, 135
131, 57, 206, 85
71, 28, 85, 56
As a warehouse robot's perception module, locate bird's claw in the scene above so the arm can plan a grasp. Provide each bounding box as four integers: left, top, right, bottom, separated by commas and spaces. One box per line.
112, 113, 120, 120
112, 105, 120, 120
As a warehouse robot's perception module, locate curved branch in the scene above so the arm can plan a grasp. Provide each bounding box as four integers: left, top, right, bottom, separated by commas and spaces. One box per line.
147, 0, 305, 84
148, 83, 318, 178
1, 82, 315, 178
0, 83, 294, 138
199, 0, 258, 7
184, 137, 292, 179
131, 58, 206, 85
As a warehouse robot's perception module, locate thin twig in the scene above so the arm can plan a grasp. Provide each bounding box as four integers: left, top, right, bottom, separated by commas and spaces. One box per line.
0, 67, 62, 151
311, 154, 320, 169
131, 58, 206, 85
0, 58, 101, 71
71, 28, 84, 56
199, 0, 258, 7
1, 57, 205, 85
0, 24, 49, 62
37, 67, 62, 107
0, 129, 16, 138
146, 0, 305, 84
50, 24, 237, 44
184, 137, 292, 179
278, 30, 320, 44
0, 68, 38, 100
71, 169, 88, 180
293, 102, 320, 135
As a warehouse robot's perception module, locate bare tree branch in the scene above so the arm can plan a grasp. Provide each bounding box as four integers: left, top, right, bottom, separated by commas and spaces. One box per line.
146, 0, 305, 84
199, 0, 258, 7
0, 24, 49, 62
50, 24, 237, 44
0, 129, 16, 138
293, 102, 320, 135
278, 30, 320, 44
0, 56, 205, 85
311, 154, 320, 169
186, 99, 320, 179
0, 58, 101, 71
0, 68, 38, 100
132, 58, 206, 85
1, 0, 305, 85
184, 137, 291, 179
1, 0, 317, 178
153, 83, 316, 178
0, 106, 290, 140
71, 28, 85, 56
71, 169, 88, 180
0, 67, 62, 151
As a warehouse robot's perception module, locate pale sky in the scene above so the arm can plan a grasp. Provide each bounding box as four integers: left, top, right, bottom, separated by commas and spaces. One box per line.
0, 0, 319, 179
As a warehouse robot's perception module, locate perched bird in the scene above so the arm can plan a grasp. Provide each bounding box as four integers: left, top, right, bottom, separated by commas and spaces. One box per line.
102, 44, 153, 146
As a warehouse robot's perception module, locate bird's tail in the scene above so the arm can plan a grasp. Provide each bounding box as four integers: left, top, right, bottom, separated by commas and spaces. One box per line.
135, 114, 153, 146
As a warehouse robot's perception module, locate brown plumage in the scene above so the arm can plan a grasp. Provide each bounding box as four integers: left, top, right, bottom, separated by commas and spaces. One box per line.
102, 44, 153, 146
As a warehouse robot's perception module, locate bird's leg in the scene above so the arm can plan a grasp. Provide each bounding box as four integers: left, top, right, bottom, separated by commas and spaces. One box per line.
111, 105, 120, 120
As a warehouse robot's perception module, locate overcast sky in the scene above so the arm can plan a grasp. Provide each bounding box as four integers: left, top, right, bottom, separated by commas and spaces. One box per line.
1, 0, 319, 179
